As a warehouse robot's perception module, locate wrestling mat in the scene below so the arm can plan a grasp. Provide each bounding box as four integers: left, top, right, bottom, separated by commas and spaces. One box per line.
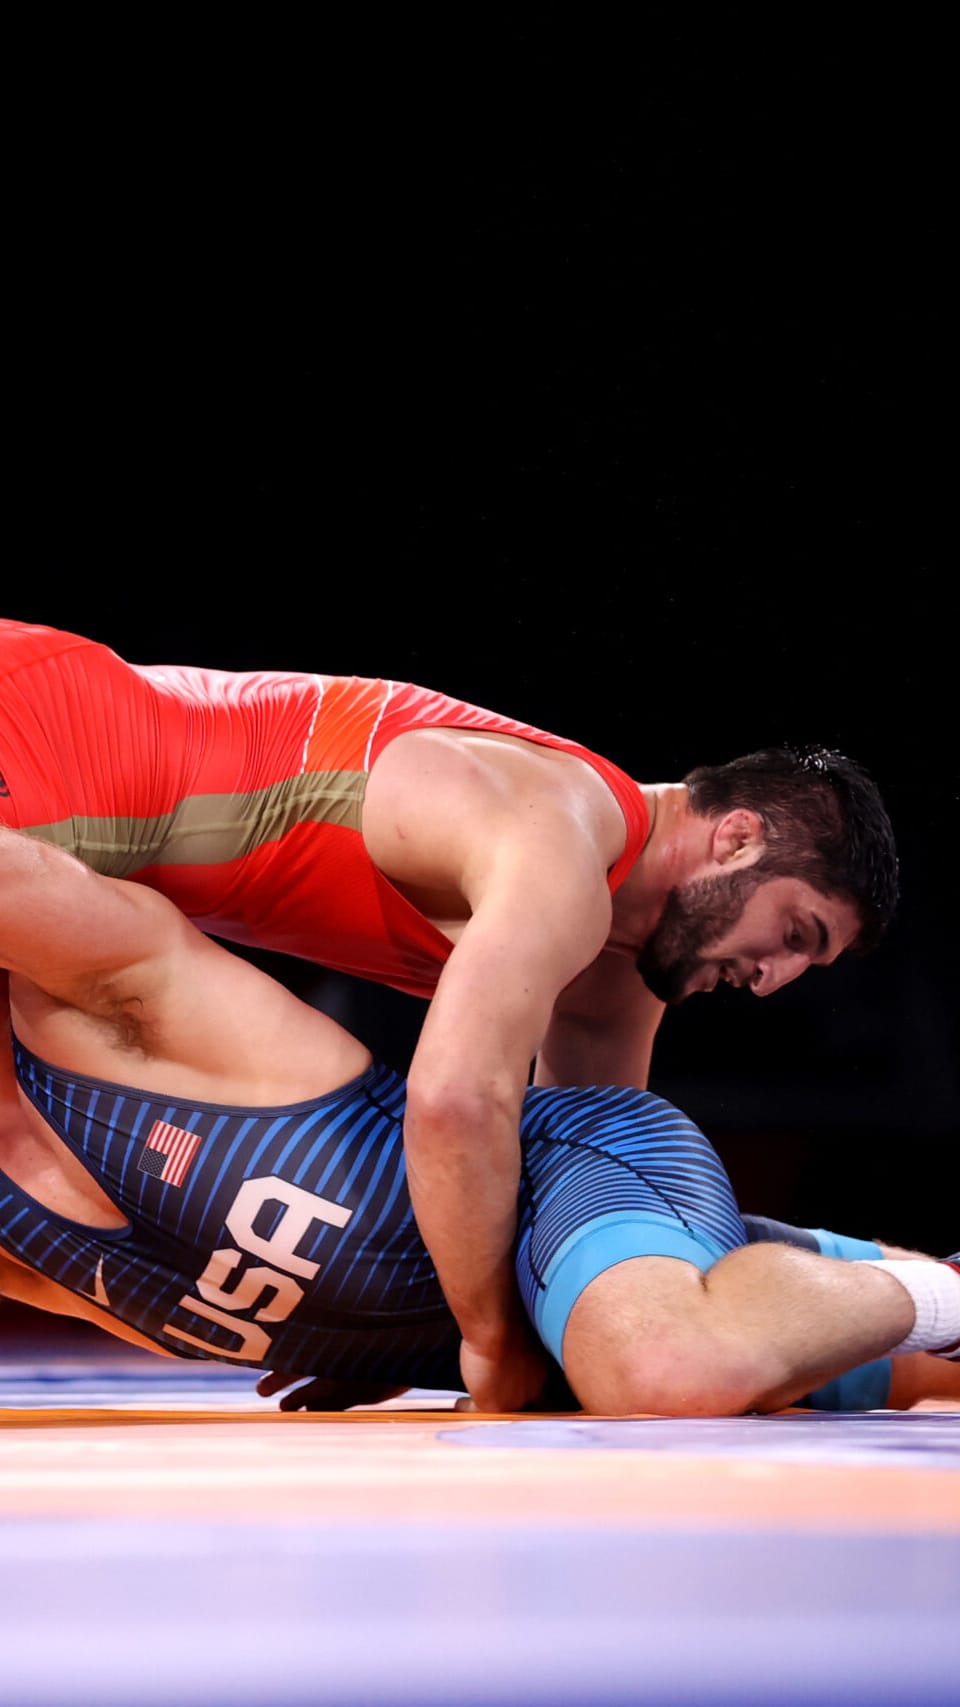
0, 1332, 957, 1707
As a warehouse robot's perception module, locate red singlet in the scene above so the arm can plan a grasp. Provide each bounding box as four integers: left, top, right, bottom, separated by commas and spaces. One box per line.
0, 619, 649, 998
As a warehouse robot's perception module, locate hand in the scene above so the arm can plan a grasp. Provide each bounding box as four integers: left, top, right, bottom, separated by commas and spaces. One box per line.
454, 1360, 580, 1413
459, 1318, 554, 1413
255, 1370, 409, 1412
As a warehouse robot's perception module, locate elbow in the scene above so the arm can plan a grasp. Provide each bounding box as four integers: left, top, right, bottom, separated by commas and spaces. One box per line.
405, 1061, 521, 1149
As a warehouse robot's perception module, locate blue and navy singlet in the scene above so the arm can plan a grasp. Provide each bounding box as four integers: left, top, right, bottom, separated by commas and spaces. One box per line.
1, 1037, 748, 1383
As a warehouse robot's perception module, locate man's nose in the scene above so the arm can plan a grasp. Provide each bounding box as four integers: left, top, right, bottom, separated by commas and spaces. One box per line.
752, 952, 810, 997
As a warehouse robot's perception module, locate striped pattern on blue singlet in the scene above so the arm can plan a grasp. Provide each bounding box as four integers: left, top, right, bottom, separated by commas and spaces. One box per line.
515, 1085, 747, 1361
4, 1040, 461, 1387
4, 1042, 748, 1386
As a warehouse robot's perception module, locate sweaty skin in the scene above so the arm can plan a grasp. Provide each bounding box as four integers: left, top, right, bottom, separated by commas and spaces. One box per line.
0, 622, 862, 1409
363, 729, 628, 1399
2, 829, 957, 1423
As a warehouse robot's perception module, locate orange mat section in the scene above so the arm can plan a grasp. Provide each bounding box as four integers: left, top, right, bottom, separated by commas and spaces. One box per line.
3, 1399, 959, 1529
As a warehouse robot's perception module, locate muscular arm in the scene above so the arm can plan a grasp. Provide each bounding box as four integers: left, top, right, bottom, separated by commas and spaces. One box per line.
535, 951, 666, 1090
404, 914, 583, 1406
0, 824, 174, 998
0, 822, 213, 1077
365, 731, 621, 1410
0, 824, 371, 1104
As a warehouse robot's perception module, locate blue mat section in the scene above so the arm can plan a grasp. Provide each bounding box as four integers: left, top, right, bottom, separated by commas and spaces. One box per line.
0, 1358, 271, 1408
1, 1522, 958, 1707
442, 1412, 960, 1469
2, 1355, 958, 1705
0, 1358, 459, 1410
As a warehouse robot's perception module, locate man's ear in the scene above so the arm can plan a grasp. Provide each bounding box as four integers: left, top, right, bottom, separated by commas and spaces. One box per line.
710, 808, 765, 868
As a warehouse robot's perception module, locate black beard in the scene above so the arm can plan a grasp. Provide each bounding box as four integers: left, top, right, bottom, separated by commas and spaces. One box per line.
636, 867, 765, 1004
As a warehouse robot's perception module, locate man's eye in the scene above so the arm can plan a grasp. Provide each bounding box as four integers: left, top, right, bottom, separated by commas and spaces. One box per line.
788, 927, 805, 950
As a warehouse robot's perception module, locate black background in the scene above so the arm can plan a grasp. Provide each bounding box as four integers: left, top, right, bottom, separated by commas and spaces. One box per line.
9, 9, 957, 1256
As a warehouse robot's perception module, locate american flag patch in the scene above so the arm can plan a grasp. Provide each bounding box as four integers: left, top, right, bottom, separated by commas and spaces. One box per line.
138, 1119, 202, 1187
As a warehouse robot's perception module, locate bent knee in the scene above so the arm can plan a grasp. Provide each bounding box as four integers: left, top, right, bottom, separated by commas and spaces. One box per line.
569, 1335, 769, 1417
561, 1256, 769, 1417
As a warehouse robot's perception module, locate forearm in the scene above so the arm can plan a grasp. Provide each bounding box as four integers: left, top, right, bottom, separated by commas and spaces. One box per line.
536, 961, 664, 1090
402, 1097, 523, 1349
534, 1027, 654, 1091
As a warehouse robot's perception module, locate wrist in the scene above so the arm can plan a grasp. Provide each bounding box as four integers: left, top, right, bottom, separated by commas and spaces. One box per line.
460, 1300, 531, 1358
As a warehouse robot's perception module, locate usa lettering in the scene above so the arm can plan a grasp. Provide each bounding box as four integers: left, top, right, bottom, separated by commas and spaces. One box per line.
162, 1175, 352, 1360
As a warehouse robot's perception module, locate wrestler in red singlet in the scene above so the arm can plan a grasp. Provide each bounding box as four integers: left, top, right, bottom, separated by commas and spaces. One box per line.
0, 618, 648, 998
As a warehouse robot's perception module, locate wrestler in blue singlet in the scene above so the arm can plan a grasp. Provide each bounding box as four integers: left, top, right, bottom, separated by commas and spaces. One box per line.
1, 1037, 889, 1407
1, 1037, 744, 1388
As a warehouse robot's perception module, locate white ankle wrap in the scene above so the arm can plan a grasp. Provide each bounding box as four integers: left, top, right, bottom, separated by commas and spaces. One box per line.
859, 1259, 960, 1356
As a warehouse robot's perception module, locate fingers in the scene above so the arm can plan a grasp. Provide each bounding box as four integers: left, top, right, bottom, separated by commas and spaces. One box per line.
277, 1384, 317, 1411
256, 1371, 412, 1412
255, 1371, 292, 1398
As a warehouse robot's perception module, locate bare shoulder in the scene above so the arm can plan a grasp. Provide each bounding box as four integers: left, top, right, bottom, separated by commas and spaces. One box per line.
364, 726, 626, 880
368, 723, 609, 795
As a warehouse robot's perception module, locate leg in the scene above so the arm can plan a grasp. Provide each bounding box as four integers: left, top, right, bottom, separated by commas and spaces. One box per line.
741, 1212, 931, 1264
888, 1351, 960, 1408
561, 1241, 916, 1417
742, 1215, 959, 1410
515, 1093, 951, 1417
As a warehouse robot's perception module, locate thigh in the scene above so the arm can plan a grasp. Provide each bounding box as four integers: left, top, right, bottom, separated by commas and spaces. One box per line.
515, 1085, 747, 1366
561, 1253, 707, 1406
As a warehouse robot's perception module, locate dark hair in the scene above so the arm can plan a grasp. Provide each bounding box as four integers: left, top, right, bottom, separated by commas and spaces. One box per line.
682, 745, 899, 953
